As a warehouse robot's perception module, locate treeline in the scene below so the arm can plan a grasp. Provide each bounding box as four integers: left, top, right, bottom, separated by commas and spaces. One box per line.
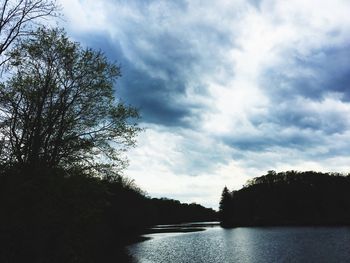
0, 165, 217, 262
150, 198, 217, 224
219, 170, 350, 227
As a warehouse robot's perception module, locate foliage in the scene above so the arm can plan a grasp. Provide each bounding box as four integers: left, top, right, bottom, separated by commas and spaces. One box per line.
0, 0, 58, 66
0, 28, 140, 177
220, 170, 350, 227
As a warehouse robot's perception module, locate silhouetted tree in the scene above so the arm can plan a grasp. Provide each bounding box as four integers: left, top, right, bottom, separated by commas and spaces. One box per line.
0, 28, 140, 177
0, 0, 58, 66
219, 186, 232, 227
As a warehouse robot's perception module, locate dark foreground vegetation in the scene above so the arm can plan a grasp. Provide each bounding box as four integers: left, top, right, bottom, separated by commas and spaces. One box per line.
0, 165, 217, 262
219, 170, 350, 227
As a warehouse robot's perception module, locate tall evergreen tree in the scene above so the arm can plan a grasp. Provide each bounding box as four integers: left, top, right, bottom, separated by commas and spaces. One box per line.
219, 186, 232, 227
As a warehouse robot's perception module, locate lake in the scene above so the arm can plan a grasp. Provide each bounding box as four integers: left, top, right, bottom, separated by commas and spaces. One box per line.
127, 223, 350, 263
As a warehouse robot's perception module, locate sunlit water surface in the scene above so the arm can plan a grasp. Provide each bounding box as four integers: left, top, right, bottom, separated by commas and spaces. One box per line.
127, 226, 350, 263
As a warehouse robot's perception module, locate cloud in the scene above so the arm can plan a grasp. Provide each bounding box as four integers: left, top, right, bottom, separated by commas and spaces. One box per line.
59, 0, 350, 208
261, 46, 350, 103
61, 0, 243, 128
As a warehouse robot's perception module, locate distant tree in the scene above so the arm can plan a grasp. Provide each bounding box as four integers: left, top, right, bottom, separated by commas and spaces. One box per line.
219, 186, 232, 227
0, 0, 58, 67
0, 28, 140, 177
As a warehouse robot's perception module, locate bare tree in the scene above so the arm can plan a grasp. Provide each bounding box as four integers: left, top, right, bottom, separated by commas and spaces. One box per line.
0, 0, 58, 66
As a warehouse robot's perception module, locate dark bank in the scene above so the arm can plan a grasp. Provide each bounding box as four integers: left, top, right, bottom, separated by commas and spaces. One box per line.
0, 165, 217, 263
219, 170, 350, 227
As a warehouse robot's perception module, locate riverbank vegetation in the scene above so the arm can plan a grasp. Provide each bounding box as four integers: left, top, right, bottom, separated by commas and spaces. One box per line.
219, 170, 350, 227
0, 165, 217, 262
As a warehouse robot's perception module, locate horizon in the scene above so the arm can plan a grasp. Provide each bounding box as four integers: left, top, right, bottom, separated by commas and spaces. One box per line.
59, 0, 350, 209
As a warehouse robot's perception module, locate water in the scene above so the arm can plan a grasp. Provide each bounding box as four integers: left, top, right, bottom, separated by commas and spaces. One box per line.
127, 225, 350, 263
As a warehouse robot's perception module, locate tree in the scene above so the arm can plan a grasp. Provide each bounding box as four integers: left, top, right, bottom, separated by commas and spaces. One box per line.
219, 186, 233, 227
0, 27, 140, 177
0, 0, 58, 67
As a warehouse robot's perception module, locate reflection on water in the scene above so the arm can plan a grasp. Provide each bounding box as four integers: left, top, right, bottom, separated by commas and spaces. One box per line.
127, 226, 350, 263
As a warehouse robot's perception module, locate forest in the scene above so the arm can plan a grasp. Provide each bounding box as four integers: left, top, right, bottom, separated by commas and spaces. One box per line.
219, 170, 350, 227
0, 166, 217, 262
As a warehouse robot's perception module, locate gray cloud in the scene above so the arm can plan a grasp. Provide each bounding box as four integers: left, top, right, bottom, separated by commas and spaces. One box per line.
76, 32, 204, 127
262, 45, 350, 102
248, 44, 350, 154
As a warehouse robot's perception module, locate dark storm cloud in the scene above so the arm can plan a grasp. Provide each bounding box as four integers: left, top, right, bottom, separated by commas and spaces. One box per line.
75, 32, 204, 127
224, 127, 321, 152
70, 0, 236, 128
65, 0, 238, 127
252, 44, 350, 144
262, 45, 350, 102
270, 103, 348, 134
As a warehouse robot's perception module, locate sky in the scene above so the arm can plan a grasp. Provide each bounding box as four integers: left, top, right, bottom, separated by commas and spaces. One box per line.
59, 0, 350, 209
